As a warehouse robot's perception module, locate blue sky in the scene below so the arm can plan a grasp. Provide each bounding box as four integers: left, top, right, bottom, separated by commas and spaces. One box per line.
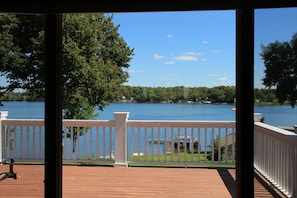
112, 8, 297, 88
0, 8, 296, 89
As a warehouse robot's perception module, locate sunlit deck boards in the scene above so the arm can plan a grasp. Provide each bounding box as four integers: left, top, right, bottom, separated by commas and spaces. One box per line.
0, 165, 279, 198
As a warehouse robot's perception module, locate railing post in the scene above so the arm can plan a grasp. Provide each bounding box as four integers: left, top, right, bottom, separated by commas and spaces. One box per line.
114, 112, 129, 167
0, 111, 8, 162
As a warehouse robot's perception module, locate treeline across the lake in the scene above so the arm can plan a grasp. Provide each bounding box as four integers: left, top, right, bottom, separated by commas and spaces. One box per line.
0, 91, 43, 102
0, 85, 278, 105
117, 86, 277, 104
0, 86, 277, 103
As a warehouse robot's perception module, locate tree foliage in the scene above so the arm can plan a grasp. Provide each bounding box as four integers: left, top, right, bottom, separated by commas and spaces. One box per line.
1, 86, 280, 105
260, 33, 297, 108
118, 86, 236, 104
207, 135, 225, 161
0, 13, 134, 119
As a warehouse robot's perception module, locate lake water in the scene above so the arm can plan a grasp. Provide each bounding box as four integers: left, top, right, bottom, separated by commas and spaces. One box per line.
1, 101, 297, 159
1, 101, 297, 127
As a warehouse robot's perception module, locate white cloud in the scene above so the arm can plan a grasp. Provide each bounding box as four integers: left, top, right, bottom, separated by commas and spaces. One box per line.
167, 34, 173, 38
184, 51, 202, 56
153, 54, 164, 60
165, 61, 175, 65
219, 77, 228, 81
208, 75, 231, 86
173, 56, 198, 61
202, 40, 208, 44
215, 77, 231, 86
172, 51, 203, 61
129, 69, 145, 73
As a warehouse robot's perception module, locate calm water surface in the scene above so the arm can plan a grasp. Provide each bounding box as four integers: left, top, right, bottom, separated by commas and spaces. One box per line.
1, 101, 297, 127
1, 101, 297, 158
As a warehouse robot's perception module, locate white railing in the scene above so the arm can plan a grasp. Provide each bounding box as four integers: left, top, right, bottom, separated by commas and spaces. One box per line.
0, 111, 116, 164
254, 122, 297, 198
1, 118, 45, 160
127, 120, 236, 166
0, 111, 236, 167
2, 110, 296, 195
62, 119, 116, 162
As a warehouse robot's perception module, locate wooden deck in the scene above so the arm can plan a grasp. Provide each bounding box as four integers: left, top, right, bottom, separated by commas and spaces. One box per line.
0, 164, 285, 198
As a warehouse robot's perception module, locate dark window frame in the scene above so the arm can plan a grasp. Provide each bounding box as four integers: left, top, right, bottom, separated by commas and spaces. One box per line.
0, 1, 296, 198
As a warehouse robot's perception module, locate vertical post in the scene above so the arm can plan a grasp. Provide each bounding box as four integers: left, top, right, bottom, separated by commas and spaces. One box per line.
236, 9, 254, 197
0, 111, 8, 162
292, 148, 297, 197
114, 112, 129, 167
44, 14, 63, 198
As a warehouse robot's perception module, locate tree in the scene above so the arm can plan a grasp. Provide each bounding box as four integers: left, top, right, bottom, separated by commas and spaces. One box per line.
0, 14, 134, 156
0, 13, 134, 118
260, 33, 297, 108
207, 135, 225, 161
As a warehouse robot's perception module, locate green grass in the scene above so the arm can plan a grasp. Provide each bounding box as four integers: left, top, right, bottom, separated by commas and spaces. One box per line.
128, 152, 235, 168
128, 152, 207, 162
128, 163, 235, 168
12, 152, 235, 168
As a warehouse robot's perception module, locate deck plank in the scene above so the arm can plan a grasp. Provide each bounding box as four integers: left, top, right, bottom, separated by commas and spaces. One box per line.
0, 165, 280, 197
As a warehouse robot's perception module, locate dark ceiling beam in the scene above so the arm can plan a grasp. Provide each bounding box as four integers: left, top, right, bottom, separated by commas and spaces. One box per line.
0, 0, 296, 13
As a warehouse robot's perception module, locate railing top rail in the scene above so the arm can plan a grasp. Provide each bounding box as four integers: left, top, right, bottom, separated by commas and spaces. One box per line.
3, 119, 236, 127
3, 118, 44, 121
62, 119, 115, 127
2, 119, 44, 126
128, 120, 236, 128
255, 122, 297, 145
2, 119, 115, 127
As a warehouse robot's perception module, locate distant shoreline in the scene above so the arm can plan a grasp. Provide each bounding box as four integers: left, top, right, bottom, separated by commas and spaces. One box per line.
0, 100, 292, 107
